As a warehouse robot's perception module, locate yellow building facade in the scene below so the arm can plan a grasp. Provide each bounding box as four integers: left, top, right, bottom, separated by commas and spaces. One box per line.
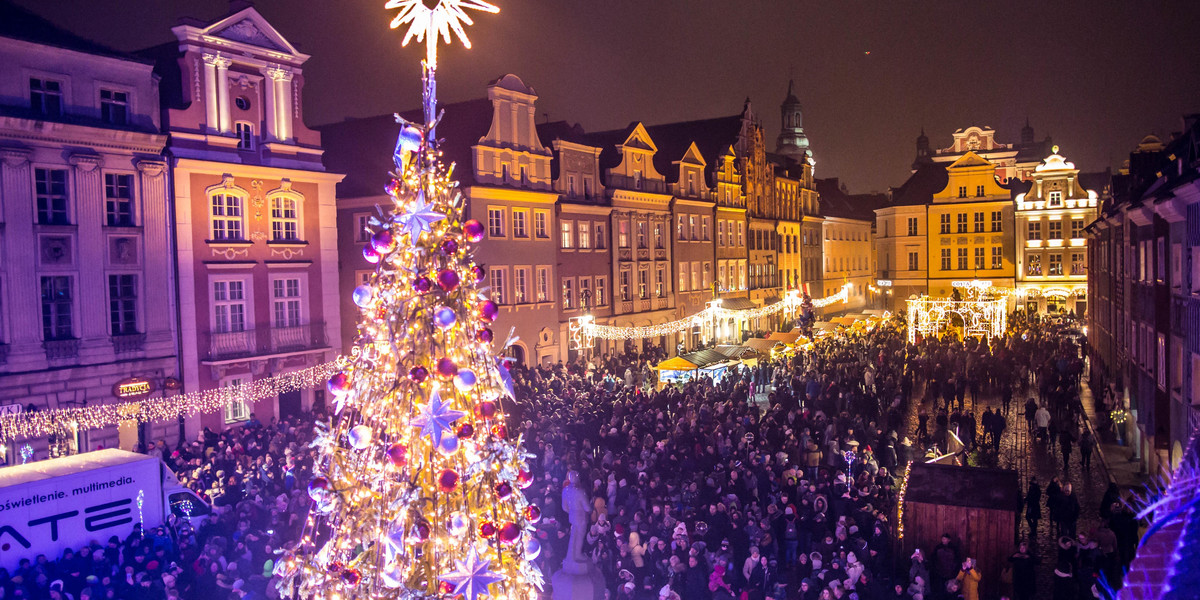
927, 152, 1017, 297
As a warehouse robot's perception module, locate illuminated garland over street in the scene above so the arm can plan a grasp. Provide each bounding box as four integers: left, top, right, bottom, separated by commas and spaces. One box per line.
576, 284, 851, 343
0, 362, 338, 443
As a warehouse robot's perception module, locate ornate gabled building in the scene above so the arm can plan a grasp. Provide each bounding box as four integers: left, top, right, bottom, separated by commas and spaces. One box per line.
153, 5, 343, 432
914, 124, 1053, 183
1013, 151, 1100, 314
926, 152, 1016, 297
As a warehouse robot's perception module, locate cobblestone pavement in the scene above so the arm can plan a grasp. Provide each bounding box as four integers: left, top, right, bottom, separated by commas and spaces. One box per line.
900, 378, 1113, 598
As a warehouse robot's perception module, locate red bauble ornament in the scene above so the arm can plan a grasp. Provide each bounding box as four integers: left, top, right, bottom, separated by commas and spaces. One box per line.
385, 443, 408, 466
341, 568, 361, 586
476, 328, 494, 343
437, 268, 460, 292
437, 469, 460, 492
327, 372, 352, 396
495, 481, 513, 499
413, 276, 433, 294
385, 178, 401, 196
463, 219, 486, 242
456, 423, 475, 439
470, 265, 486, 282
408, 365, 429, 383
325, 560, 344, 574
498, 521, 521, 544
440, 581, 455, 594
411, 522, 431, 543
524, 504, 542, 523
440, 238, 460, 255
491, 424, 508, 439
478, 521, 497, 538
435, 358, 458, 378
517, 469, 534, 488
479, 300, 499, 323
475, 401, 497, 419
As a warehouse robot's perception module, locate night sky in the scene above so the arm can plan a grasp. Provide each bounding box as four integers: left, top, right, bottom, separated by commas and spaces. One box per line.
22, 0, 1200, 192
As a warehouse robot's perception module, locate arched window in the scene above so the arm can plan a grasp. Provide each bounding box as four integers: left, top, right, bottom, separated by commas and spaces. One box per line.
209, 181, 247, 241
270, 195, 300, 241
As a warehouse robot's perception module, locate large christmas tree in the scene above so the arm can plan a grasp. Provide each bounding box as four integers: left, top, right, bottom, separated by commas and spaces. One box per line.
275, 2, 543, 598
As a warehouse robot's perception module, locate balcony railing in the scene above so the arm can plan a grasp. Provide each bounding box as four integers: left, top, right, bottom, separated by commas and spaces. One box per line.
112, 333, 145, 355
44, 338, 79, 360
206, 322, 328, 361
209, 329, 256, 360
271, 322, 327, 353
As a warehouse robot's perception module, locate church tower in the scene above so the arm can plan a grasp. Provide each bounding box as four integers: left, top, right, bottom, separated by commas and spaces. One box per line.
775, 80, 811, 164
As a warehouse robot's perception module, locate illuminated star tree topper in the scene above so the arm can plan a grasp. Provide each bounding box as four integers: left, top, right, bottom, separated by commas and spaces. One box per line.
385, 0, 499, 68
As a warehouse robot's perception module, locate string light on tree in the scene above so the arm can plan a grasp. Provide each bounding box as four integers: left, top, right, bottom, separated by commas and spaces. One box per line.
276, 3, 541, 599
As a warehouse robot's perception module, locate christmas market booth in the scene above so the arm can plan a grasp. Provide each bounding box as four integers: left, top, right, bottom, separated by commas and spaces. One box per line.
897, 462, 1020, 599
652, 349, 737, 388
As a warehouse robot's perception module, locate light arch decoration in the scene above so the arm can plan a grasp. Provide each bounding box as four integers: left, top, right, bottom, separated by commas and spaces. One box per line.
906, 281, 1007, 343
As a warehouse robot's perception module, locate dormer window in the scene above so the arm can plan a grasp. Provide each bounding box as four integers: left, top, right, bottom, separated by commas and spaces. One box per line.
633, 170, 643, 190
1048, 191, 1063, 207
100, 89, 129, 126
235, 121, 255, 150
30, 78, 63, 117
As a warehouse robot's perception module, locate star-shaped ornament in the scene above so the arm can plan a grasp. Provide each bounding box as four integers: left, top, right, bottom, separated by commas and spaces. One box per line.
395, 198, 445, 240
440, 547, 505, 600
411, 390, 465, 448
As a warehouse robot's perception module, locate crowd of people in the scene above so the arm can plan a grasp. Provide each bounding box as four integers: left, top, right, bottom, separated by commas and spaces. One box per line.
0, 313, 1140, 600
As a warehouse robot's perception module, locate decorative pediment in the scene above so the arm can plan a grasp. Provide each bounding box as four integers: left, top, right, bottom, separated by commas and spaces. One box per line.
947, 151, 993, 169
678, 142, 707, 167
620, 123, 658, 153
181, 7, 308, 62
214, 18, 285, 51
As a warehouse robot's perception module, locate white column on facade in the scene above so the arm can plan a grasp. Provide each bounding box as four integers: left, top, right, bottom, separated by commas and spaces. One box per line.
136, 160, 174, 353
260, 66, 279, 142
1, 149, 44, 370
210, 54, 233, 134
272, 68, 294, 142
68, 154, 109, 360
201, 54, 222, 133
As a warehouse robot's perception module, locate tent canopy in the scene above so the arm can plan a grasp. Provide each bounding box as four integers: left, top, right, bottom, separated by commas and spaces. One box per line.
766, 331, 803, 345
653, 356, 698, 371
742, 338, 782, 352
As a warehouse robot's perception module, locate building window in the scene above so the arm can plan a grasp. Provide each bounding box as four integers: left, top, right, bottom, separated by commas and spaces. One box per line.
939, 214, 951, 234
108, 274, 138, 335
100, 89, 129, 125
30, 78, 62, 117
974, 212, 985, 232
907, 217, 918, 236
956, 213, 968, 233
489, 268, 506, 304
270, 196, 300, 241
618, 220, 629, 248
1048, 191, 1063, 207
678, 262, 689, 292
235, 121, 255, 150
534, 211, 548, 238
1071, 252, 1086, 275
638, 270, 648, 299
536, 267, 549, 302
487, 207, 505, 237
578, 277, 591, 309
38, 276, 72, 341
974, 247, 985, 269
677, 215, 686, 240
512, 210, 528, 238
213, 280, 247, 333
620, 271, 631, 301
1048, 221, 1062, 239
636, 222, 647, 249
595, 276, 607, 306
560, 221, 573, 249
654, 223, 664, 249
567, 175, 576, 196
355, 213, 371, 242
739, 262, 747, 289
272, 278, 302, 328
975, 185, 985, 197
958, 186, 967, 198
957, 248, 968, 270
222, 378, 251, 424
718, 221, 726, 246
35, 168, 69, 225
1070, 219, 1084, 239
690, 262, 701, 291
104, 173, 134, 226
577, 222, 590, 249
738, 222, 745, 246
1027, 222, 1042, 241
594, 223, 606, 249
513, 267, 529, 304
991, 246, 1002, 269
702, 261, 712, 288
940, 249, 951, 270
903, 251, 917, 271
991, 211, 1002, 232
210, 193, 245, 240
1027, 254, 1041, 276
702, 217, 710, 241
1049, 253, 1063, 276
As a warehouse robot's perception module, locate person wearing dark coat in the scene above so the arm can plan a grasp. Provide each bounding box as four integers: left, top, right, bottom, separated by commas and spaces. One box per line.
1008, 541, 1039, 600
1025, 478, 1042, 537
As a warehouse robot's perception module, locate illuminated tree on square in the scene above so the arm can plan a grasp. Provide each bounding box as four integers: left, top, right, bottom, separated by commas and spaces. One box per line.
274, 2, 545, 599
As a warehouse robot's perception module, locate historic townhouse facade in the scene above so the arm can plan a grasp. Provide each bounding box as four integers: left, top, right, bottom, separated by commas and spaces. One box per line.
1014, 151, 1099, 315
1087, 123, 1200, 476
926, 152, 1016, 297
873, 165, 938, 312
156, 7, 343, 433
0, 8, 178, 455
815, 179, 883, 314
914, 123, 1052, 183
